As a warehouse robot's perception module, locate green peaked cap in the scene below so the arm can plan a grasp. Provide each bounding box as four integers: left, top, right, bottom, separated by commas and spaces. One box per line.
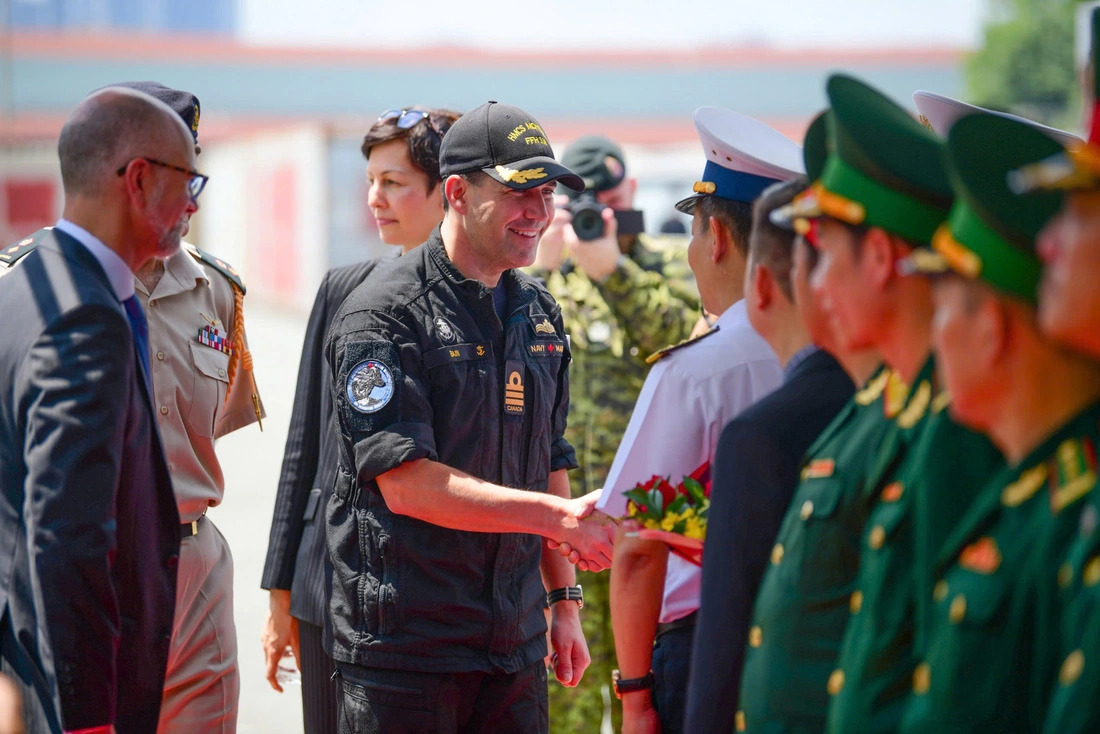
908, 112, 1065, 302
803, 109, 830, 182
818, 74, 954, 244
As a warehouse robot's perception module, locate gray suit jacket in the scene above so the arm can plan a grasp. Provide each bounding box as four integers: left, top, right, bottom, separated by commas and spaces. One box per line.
0, 230, 180, 733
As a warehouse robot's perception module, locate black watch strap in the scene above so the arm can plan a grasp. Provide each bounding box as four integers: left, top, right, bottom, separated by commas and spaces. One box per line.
612, 669, 655, 698
546, 585, 584, 609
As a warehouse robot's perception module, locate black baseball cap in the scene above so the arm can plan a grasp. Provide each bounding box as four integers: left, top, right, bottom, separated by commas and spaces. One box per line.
439, 101, 584, 192
101, 81, 201, 147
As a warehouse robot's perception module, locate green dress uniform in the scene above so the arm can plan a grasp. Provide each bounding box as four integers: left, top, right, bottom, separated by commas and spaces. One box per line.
897, 105, 1087, 733
736, 365, 908, 732
532, 233, 700, 498
1045, 449, 1100, 733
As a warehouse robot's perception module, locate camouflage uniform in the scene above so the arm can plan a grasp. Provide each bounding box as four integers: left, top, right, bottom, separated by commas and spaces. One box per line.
532, 233, 700, 499
529, 232, 699, 732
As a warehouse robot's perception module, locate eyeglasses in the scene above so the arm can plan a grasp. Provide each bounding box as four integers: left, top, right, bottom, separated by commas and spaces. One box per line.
116, 157, 210, 200
378, 108, 445, 136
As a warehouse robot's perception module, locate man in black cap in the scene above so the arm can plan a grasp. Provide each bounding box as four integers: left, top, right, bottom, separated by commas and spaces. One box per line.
323, 101, 617, 733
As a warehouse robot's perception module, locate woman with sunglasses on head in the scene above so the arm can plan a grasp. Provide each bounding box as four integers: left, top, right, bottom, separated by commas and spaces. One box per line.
260, 105, 459, 734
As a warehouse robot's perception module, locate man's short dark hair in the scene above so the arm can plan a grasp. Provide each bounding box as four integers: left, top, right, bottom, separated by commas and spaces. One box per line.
696, 195, 754, 257
749, 177, 810, 301
441, 170, 490, 213
361, 107, 461, 193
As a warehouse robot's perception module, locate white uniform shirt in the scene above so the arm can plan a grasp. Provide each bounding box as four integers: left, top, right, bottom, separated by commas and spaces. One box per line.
596, 300, 782, 622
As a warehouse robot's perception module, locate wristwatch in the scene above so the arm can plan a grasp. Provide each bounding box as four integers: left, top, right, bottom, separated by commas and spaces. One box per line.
612, 669, 655, 698
546, 585, 584, 609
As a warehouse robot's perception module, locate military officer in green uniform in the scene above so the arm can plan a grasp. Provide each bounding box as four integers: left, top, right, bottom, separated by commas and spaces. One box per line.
898, 109, 1100, 733
527, 136, 700, 727
735, 109, 894, 733
761, 75, 1002, 733
1010, 10, 1100, 729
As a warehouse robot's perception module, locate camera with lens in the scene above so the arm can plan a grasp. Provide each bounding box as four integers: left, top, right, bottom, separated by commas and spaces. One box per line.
562, 192, 646, 242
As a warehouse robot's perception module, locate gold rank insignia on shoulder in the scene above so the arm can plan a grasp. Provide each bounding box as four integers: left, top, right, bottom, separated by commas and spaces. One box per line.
958, 536, 1002, 574
802, 458, 835, 479
1049, 437, 1098, 514
534, 318, 556, 335
854, 367, 891, 406
646, 326, 720, 364
896, 380, 932, 429
1001, 464, 1048, 507
883, 371, 911, 418
931, 390, 952, 414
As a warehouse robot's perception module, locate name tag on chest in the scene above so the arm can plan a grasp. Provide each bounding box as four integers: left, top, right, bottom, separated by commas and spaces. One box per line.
423, 342, 489, 369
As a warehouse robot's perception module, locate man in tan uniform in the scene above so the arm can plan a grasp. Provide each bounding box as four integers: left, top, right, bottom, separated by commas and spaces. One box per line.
1, 81, 264, 732
130, 82, 264, 733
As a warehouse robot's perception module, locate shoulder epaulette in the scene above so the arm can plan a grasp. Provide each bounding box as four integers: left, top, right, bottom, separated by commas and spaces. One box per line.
645, 325, 720, 364
185, 243, 246, 294
1, 227, 53, 268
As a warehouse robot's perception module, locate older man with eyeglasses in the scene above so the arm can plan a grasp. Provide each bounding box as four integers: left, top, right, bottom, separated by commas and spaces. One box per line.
2, 81, 265, 733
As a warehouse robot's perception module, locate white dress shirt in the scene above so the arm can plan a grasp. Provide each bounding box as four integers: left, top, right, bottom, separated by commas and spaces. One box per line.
53, 218, 136, 301
596, 299, 782, 622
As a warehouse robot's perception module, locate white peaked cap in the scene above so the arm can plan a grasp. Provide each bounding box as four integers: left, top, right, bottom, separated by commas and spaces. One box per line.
913, 90, 1082, 147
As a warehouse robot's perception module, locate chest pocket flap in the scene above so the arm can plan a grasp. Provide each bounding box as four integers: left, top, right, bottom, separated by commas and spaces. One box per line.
189, 340, 230, 383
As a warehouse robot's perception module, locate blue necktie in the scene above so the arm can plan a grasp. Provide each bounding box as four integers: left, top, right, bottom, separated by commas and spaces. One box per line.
122, 295, 152, 391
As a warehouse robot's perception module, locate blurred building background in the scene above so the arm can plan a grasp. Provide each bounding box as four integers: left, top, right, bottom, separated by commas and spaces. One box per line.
0, 0, 977, 311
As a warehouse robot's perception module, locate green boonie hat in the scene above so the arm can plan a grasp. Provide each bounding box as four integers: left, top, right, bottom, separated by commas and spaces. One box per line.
771, 109, 830, 233
902, 112, 1065, 302
559, 135, 627, 197
781, 74, 953, 245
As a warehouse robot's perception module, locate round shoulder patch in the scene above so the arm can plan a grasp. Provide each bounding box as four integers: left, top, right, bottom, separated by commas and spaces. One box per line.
346, 359, 395, 414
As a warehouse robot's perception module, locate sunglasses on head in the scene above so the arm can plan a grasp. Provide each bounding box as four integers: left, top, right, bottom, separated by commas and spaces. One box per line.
378, 108, 445, 136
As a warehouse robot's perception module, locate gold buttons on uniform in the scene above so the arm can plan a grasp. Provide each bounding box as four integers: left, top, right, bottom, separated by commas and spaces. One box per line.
159, 405, 169, 415
1059, 563, 1074, 589
1060, 650, 1085, 686
913, 662, 931, 694
933, 580, 948, 602
827, 669, 845, 695
771, 543, 785, 565
800, 500, 814, 520
735, 711, 746, 731
869, 525, 886, 550
156, 351, 165, 361
850, 590, 863, 614
1084, 557, 1100, 587
949, 595, 967, 624
749, 626, 763, 648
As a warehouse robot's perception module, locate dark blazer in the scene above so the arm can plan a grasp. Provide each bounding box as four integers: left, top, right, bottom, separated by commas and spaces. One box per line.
684, 348, 854, 734
0, 230, 179, 733
262, 260, 383, 625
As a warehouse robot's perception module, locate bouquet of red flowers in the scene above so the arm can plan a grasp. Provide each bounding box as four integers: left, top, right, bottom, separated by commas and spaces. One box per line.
621, 462, 711, 564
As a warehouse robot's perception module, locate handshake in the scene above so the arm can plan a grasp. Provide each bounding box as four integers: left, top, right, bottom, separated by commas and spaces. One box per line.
547, 490, 618, 572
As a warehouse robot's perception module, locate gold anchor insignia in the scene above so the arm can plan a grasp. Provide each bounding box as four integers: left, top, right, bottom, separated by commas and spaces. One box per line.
534, 318, 556, 335
495, 165, 548, 184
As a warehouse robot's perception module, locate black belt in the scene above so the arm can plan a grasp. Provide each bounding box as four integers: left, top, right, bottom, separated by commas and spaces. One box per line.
180, 515, 203, 539
656, 610, 697, 638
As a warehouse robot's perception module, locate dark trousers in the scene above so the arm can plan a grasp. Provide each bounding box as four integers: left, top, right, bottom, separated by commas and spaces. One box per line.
652, 613, 696, 734
336, 659, 548, 734
299, 619, 340, 734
